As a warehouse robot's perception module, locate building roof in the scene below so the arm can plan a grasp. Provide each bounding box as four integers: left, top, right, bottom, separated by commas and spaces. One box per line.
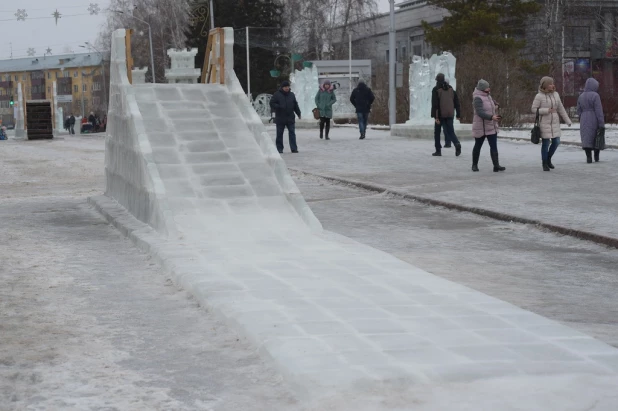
0, 53, 103, 73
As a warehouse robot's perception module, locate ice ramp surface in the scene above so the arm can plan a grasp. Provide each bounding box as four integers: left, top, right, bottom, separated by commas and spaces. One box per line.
128, 84, 318, 238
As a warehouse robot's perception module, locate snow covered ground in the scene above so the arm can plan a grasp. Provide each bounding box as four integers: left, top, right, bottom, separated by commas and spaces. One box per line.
0, 136, 297, 410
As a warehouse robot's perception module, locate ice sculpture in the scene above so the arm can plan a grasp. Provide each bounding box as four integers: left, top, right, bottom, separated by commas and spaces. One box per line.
132, 67, 148, 84
332, 86, 356, 117
165, 48, 201, 84
252, 93, 273, 119
289, 66, 319, 119
407, 52, 457, 124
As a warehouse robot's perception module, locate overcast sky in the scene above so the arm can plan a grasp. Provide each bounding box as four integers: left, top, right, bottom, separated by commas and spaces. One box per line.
0, 0, 111, 60
0, 0, 393, 60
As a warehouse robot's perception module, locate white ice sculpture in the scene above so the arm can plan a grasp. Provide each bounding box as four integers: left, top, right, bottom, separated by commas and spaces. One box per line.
165, 48, 201, 84
132, 67, 148, 84
252, 93, 273, 119
407, 52, 457, 124
15, 82, 25, 138
332, 87, 356, 118
52, 81, 61, 134
289, 66, 319, 119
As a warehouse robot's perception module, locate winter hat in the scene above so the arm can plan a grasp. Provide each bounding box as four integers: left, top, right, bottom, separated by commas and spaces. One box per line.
323, 80, 331, 86
281, 80, 290, 88
539, 76, 554, 91
476, 79, 490, 91
435, 73, 445, 82
358, 79, 366, 84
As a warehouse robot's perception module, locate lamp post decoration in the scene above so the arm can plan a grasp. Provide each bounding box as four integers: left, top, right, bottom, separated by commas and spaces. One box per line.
52, 9, 62, 25
88, 3, 101, 15
27, 48, 36, 57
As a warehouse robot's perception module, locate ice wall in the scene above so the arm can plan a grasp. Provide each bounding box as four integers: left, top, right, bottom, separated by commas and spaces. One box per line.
407, 52, 456, 124
104, 29, 175, 236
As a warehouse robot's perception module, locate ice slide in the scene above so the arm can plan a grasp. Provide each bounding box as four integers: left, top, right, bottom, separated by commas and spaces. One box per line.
92, 29, 618, 408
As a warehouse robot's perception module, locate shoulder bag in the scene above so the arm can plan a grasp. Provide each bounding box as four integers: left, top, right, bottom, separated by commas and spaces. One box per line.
531, 108, 541, 144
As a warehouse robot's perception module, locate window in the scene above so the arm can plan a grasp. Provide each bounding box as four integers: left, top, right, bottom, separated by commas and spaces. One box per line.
74, 71, 78, 77
47, 72, 51, 79
413, 45, 422, 57
64, 71, 69, 78
15, 75, 18, 81
55, 72, 59, 79
565, 26, 590, 51
48, 86, 51, 93
4, 75, 8, 81
22, 74, 26, 80
93, 96, 101, 106
74, 85, 78, 93
92, 82, 101, 91
83, 84, 87, 92
0, 90, 3, 96
385, 50, 389, 62
0, 101, 8, 108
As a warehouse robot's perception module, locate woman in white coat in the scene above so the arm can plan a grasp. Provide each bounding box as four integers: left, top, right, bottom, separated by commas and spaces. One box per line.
531, 76, 572, 171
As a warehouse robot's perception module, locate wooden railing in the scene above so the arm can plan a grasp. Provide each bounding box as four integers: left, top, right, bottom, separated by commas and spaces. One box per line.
201, 28, 225, 84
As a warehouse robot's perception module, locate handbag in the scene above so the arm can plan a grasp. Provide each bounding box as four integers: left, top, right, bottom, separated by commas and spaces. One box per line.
312, 108, 320, 120
595, 127, 606, 150
531, 108, 541, 144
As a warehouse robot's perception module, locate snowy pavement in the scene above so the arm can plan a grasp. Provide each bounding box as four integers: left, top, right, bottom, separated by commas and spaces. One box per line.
292, 172, 618, 347
279, 125, 618, 244
0, 137, 297, 410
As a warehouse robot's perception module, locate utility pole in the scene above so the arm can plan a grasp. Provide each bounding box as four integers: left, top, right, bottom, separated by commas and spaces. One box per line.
210, 0, 215, 29
388, 0, 396, 127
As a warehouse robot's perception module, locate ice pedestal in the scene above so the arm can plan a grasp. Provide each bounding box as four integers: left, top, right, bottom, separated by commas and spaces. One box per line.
52, 81, 62, 135
165, 48, 201, 84
132, 67, 148, 84
15, 82, 26, 139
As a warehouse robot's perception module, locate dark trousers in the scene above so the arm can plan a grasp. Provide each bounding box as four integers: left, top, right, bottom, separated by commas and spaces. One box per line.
69, 125, 75, 134
472, 134, 498, 164
434, 120, 451, 150
319, 117, 330, 137
276, 122, 297, 153
440, 118, 459, 146
357, 113, 369, 135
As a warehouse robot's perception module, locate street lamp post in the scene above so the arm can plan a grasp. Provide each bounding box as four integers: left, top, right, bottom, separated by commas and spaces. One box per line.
388, 0, 396, 127
114, 10, 156, 83
80, 43, 108, 112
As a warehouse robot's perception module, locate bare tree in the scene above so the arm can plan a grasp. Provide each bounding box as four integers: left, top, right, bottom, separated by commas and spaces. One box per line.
97, 0, 191, 82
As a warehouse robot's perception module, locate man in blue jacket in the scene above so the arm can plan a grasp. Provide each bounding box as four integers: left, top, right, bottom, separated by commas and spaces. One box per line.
270, 81, 302, 153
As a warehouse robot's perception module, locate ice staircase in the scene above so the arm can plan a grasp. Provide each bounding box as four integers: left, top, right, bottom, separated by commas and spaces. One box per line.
93, 28, 618, 408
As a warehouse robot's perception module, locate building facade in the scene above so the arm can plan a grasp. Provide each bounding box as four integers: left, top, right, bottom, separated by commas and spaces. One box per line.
345, 0, 618, 99
0, 53, 105, 126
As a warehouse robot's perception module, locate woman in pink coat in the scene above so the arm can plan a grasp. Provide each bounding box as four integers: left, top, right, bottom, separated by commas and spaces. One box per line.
471, 79, 505, 172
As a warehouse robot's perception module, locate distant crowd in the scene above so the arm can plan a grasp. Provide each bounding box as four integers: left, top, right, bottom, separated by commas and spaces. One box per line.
269, 73, 606, 171
64, 112, 107, 135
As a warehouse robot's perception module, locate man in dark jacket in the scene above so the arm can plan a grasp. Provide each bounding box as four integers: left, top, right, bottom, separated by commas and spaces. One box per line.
350, 80, 375, 139
433, 79, 462, 157
69, 114, 76, 135
431, 73, 450, 154
270, 81, 301, 153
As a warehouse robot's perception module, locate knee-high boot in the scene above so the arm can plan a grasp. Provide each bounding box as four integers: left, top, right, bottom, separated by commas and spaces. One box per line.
490, 151, 506, 172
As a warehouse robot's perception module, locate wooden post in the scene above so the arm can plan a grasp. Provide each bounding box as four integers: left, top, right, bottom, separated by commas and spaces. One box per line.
201, 32, 213, 84
125, 29, 134, 84
219, 29, 225, 84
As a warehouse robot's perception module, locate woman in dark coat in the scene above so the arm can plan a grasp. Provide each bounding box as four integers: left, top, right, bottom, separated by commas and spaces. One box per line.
577, 77, 605, 163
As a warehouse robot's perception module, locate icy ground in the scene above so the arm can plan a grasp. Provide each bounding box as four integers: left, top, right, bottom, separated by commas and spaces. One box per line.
0, 136, 297, 410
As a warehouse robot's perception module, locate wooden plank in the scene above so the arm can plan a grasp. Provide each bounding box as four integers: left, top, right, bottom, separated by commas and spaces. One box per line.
125, 29, 134, 84
219, 29, 225, 84
201, 32, 213, 84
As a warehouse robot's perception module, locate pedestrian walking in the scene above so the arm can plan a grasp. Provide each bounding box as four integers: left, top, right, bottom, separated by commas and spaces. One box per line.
350, 80, 375, 140
431, 73, 449, 151
315, 80, 337, 140
432, 77, 462, 157
69, 114, 76, 135
577, 77, 605, 163
270, 80, 301, 153
531, 76, 572, 171
471, 79, 506, 172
